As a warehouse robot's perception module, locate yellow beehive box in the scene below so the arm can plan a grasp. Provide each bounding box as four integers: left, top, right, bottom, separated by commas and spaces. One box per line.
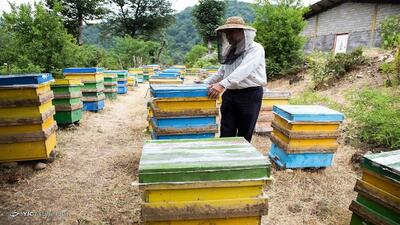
64, 73, 104, 83
141, 181, 269, 224
0, 83, 53, 106
53, 79, 82, 86
272, 113, 341, 134
151, 97, 218, 117
0, 117, 57, 143
0, 100, 55, 126
0, 132, 57, 162
270, 127, 339, 153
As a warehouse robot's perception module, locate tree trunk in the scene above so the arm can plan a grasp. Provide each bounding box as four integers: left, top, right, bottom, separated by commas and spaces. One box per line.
78, 16, 84, 46
207, 39, 212, 54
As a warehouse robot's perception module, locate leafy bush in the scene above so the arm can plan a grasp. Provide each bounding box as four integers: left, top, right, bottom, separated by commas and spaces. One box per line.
380, 40, 400, 86
307, 48, 365, 89
185, 45, 208, 67
253, 0, 307, 79
380, 15, 400, 49
345, 88, 400, 149
289, 89, 342, 111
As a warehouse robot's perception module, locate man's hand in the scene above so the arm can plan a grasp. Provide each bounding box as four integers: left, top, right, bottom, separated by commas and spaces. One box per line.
208, 83, 225, 99
194, 79, 203, 84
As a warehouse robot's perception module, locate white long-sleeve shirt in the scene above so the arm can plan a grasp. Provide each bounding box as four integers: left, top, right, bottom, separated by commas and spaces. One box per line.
204, 42, 267, 89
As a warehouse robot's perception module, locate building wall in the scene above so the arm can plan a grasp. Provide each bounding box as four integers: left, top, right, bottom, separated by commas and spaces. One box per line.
302, 2, 400, 52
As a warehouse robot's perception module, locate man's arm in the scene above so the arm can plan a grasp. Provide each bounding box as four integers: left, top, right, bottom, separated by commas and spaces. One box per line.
203, 66, 225, 85
219, 46, 264, 89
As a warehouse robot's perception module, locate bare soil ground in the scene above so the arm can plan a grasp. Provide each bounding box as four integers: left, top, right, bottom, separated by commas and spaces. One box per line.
0, 68, 385, 225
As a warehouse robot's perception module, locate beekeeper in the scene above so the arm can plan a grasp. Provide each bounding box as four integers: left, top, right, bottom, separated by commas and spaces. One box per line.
204, 16, 266, 142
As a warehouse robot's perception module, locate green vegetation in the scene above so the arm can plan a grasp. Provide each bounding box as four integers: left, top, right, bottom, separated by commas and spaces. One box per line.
380, 15, 400, 49
307, 48, 365, 89
289, 89, 342, 111
253, 0, 307, 79
345, 88, 400, 149
185, 45, 208, 67
192, 0, 226, 54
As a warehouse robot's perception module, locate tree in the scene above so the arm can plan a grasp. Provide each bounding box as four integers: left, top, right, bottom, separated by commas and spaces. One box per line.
192, 0, 226, 54
0, 2, 79, 73
46, 0, 107, 45
253, 0, 307, 79
107, 0, 175, 39
185, 45, 208, 67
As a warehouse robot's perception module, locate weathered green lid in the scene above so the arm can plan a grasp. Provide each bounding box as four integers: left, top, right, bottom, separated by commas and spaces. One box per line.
361, 149, 400, 182
139, 137, 271, 183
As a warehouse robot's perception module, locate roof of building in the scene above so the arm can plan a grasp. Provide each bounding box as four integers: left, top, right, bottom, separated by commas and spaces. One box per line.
305, 0, 400, 19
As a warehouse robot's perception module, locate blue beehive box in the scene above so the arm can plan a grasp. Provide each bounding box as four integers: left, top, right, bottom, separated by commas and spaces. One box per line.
164, 69, 181, 74
83, 100, 105, 112
63, 68, 104, 74
151, 132, 215, 140
152, 116, 216, 128
150, 84, 208, 98
273, 105, 344, 122
269, 143, 334, 169
117, 86, 128, 94
157, 73, 180, 78
0, 74, 54, 86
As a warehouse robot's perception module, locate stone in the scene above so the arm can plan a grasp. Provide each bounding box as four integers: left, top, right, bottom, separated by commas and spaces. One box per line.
34, 162, 47, 170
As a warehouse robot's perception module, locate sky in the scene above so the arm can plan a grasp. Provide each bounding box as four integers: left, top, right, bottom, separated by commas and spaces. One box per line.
0, 0, 320, 13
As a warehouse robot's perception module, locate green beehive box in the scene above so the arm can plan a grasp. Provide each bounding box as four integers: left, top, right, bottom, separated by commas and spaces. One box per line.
54, 109, 82, 125
51, 79, 83, 124
139, 137, 271, 183
82, 82, 104, 92
105, 92, 118, 100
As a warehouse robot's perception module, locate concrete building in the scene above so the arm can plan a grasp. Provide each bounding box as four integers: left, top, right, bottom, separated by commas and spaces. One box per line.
302, 0, 400, 53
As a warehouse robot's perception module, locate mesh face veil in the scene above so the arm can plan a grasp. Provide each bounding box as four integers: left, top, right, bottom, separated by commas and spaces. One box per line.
217, 29, 256, 65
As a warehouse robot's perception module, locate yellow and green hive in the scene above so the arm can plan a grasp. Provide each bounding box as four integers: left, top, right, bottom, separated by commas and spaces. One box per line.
0, 74, 57, 162
103, 72, 118, 100
139, 137, 272, 225
349, 150, 400, 225
51, 79, 83, 124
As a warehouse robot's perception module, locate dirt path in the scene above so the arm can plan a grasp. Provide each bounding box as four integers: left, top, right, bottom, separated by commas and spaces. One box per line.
0, 85, 149, 224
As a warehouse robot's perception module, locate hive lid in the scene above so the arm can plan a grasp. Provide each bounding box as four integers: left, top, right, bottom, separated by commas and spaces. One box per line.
139, 137, 271, 183
263, 90, 291, 99
104, 70, 128, 75
150, 84, 208, 98
273, 105, 344, 122
361, 150, 400, 183
0, 74, 54, 86
63, 67, 104, 74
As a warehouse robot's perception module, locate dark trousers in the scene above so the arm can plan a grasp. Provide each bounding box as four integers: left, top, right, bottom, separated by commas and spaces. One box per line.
220, 86, 263, 142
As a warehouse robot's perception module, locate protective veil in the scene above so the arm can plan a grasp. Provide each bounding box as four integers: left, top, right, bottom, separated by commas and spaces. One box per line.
217, 29, 256, 65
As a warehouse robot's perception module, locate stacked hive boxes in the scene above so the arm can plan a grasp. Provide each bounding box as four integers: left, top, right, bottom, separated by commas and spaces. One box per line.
115, 70, 128, 94
51, 79, 83, 125
0, 74, 57, 162
149, 69, 183, 85
129, 68, 144, 84
143, 66, 156, 81
349, 150, 400, 225
127, 73, 137, 90
139, 137, 272, 225
255, 90, 291, 134
149, 84, 218, 139
269, 105, 344, 168
64, 68, 105, 112
103, 72, 118, 100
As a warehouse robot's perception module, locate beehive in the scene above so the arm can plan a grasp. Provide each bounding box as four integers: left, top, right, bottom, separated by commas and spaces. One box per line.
128, 74, 137, 90
186, 68, 201, 76
255, 90, 291, 134
107, 70, 128, 94
63, 68, 105, 112
128, 68, 144, 84
269, 105, 344, 168
51, 79, 83, 124
103, 72, 118, 100
349, 150, 400, 225
149, 84, 218, 139
0, 74, 57, 162
139, 137, 272, 224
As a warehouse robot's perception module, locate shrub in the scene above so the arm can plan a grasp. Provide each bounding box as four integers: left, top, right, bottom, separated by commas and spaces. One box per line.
185, 45, 208, 67
345, 88, 400, 149
307, 48, 365, 89
380, 15, 400, 49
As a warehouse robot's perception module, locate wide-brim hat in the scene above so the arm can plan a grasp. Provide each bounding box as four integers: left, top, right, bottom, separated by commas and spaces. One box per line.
215, 16, 256, 32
